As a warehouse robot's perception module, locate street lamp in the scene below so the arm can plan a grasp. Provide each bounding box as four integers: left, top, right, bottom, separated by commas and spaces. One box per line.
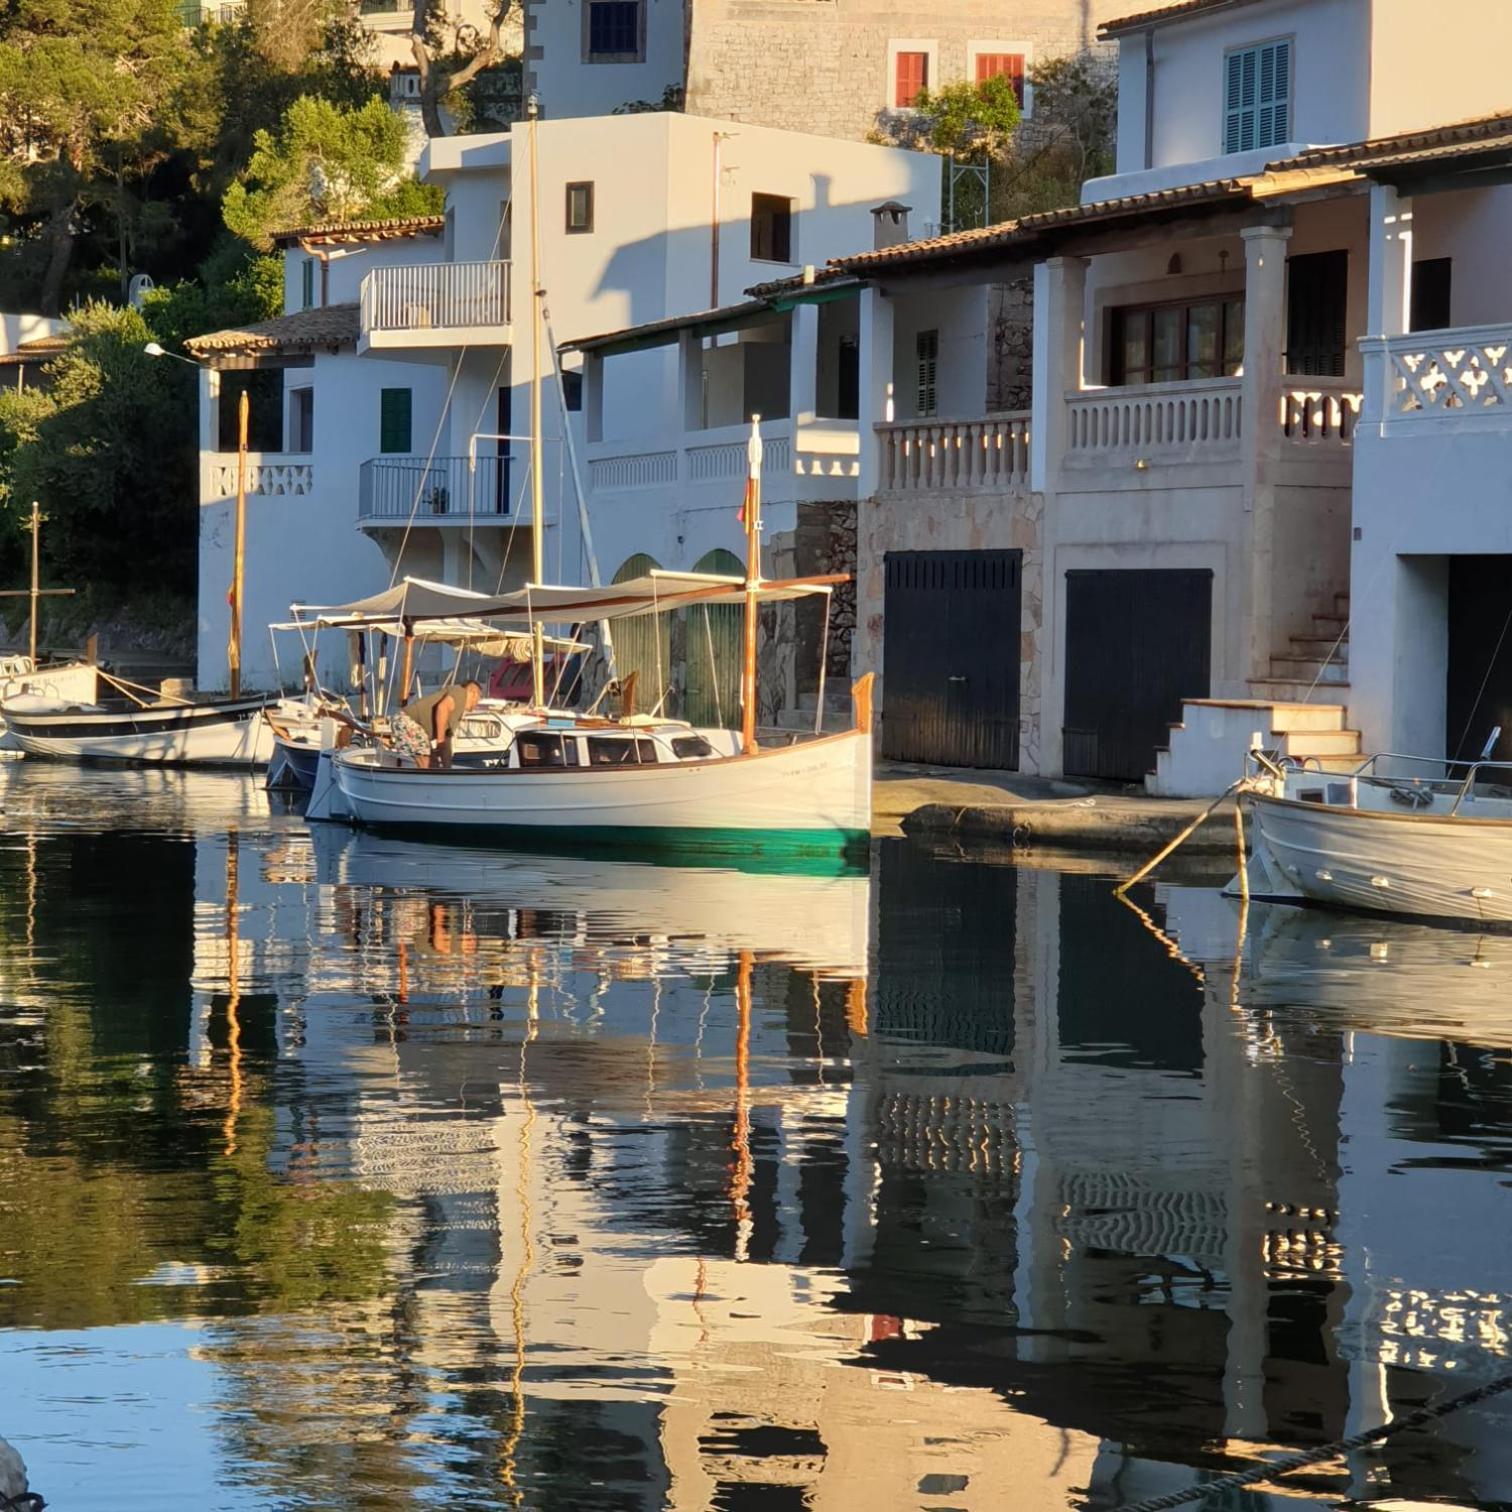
145, 341, 251, 698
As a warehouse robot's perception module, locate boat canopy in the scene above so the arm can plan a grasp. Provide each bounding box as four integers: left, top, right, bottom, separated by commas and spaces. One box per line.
459, 570, 845, 626
286, 577, 502, 625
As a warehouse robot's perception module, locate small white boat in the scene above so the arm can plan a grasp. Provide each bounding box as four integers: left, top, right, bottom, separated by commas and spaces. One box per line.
1244, 753, 1512, 924
327, 691, 871, 858
1, 692, 274, 767
0, 656, 101, 752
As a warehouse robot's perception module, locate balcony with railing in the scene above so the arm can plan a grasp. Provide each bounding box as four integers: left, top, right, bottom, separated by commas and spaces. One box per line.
357, 456, 513, 527
585, 419, 862, 506
358, 261, 512, 351
875, 414, 1031, 496
1363, 324, 1512, 434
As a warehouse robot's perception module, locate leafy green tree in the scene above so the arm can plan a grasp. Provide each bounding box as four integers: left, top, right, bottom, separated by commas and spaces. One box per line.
222, 94, 441, 249
0, 0, 200, 312
909, 74, 1022, 159
410, 0, 519, 139
1, 302, 198, 600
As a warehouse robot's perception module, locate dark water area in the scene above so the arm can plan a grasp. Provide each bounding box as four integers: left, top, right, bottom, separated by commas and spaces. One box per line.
2, 762, 1511, 1511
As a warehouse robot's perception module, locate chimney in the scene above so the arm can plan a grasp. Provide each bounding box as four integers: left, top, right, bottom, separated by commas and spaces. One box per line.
871, 201, 912, 250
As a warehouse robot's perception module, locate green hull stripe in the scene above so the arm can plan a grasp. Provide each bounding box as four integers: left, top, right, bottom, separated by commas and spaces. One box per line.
357, 820, 871, 873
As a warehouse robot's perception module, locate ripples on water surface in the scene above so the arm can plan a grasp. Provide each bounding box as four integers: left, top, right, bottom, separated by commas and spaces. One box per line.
2, 762, 1511, 1510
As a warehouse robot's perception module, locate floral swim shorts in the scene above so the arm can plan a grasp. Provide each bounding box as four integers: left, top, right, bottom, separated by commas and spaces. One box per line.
391, 712, 430, 764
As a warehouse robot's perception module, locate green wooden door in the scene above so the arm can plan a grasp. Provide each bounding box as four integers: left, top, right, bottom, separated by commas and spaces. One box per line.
610, 554, 672, 715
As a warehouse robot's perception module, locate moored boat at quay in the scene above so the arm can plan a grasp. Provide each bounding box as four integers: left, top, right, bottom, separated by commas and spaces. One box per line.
1242, 751, 1512, 925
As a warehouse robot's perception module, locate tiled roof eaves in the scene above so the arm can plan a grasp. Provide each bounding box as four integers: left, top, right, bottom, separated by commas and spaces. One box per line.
1100, 0, 1259, 38
1267, 112, 1512, 173
185, 302, 359, 356
269, 215, 445, 247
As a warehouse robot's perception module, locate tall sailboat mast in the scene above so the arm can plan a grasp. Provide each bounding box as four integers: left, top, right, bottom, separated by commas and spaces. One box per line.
740, 416, 762, 754
526, 95, 546, 708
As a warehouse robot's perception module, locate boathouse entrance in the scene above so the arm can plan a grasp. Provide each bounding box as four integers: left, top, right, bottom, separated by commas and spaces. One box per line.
1447, 554, 1512, 765
881, 549, 1021, 769
1062, 568, 1212, 782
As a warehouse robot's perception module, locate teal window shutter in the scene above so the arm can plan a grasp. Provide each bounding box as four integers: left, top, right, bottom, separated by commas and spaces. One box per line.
380, 388, 412, 453
1224, 39, 1291, 154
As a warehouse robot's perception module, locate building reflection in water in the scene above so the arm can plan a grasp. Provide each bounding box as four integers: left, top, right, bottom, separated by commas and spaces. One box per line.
0, 765, 1509, 1510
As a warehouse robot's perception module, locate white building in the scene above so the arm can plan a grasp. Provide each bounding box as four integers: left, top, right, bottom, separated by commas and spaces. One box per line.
523, 0, 688, 118
188, 114, 936, 694
572, 0, 1512, 787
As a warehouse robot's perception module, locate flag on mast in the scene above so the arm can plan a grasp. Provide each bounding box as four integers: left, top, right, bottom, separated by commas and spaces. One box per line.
737, 415, 762, 526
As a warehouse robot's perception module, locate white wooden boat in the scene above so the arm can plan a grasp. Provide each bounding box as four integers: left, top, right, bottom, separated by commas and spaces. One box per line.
326, 688, 871, 858
0, 657, 101, 752
1244, 754, 1512, 924
1, 692, 274, 767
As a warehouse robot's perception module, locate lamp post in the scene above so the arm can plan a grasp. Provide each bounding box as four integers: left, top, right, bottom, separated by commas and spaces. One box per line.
146, 341, 247, 698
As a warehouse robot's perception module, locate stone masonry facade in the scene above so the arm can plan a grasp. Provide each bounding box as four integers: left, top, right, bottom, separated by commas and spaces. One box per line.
687, 0, 1120, 154
853, 487, 1045, 774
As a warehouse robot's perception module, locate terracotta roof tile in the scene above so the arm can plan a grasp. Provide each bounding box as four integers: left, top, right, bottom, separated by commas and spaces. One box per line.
1100, 0, 1265, 38
269, 215, 445, 248
0, 332, 72, 366
185, 302, 359, 357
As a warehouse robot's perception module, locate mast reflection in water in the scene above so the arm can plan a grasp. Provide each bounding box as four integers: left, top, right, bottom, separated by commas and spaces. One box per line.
1, 763, 1510, 1510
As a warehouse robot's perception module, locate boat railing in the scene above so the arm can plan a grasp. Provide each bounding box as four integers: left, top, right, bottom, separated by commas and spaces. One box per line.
1347, 751, 1512, 814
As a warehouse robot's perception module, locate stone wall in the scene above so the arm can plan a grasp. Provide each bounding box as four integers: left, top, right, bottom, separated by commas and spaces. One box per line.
986, 278, 1035, 415
853, 487, 1045, 774
687, 0, 1120, 155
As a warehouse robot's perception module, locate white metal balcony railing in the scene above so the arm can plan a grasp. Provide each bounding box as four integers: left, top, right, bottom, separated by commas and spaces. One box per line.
207, 454, 313, 498
359, 457, 510, 521
876, 414, 1030, 493
361, 261, 511, 334
1370, 324, 1512, 423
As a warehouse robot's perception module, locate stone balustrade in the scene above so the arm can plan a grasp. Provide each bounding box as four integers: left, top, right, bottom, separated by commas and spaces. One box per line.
1366, 325, 1512, 424
1065, 379, 1243, 465
875, 414, 1031, 494
207, 455, 314, 498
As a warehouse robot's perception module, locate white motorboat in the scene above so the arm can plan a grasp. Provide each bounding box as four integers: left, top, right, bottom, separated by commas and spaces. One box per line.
1, 690, 275, 767
1243, 752, 1512, 924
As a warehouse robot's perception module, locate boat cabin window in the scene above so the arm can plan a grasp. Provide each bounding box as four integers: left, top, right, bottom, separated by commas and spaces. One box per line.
586, 735, 659, 765
672, 735, 715, 758
515, 733, 578, 768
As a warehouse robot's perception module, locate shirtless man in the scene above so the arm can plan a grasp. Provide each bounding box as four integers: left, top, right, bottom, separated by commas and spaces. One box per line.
391, 680, 482, 768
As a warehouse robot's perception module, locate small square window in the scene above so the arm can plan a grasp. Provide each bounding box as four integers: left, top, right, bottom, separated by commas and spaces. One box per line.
586, 0, 640, 60
565, 181, 594, 235
750, 193, 793, 264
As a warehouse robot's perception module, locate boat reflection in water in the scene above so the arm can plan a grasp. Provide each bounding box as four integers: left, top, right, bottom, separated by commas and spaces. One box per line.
1, 763, 1511, 1510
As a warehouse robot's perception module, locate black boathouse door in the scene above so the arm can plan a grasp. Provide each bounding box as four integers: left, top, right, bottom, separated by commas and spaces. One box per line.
882, 549, 1021, 769
1063, 568, 1212, 781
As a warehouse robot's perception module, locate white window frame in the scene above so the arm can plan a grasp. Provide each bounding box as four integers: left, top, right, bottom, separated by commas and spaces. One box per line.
965, 40, 1035, 117
886, 38, 938, 115
1222, 36, 1294, 156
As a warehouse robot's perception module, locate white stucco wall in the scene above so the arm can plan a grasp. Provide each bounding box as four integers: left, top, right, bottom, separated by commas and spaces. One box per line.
197, 346, 452, 691
1367, 0, 1512, 139
524, 0, 688, 118
1109, 0, 1368, 186
280, 232, 446, 315
888, 285, 988, 422
1409, 187, 1512, 331
0, 311, 66, 355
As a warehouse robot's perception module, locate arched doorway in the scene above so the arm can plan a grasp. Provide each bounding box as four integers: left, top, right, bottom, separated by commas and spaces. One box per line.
611, 553, 672, 715
682, 548, 743, 728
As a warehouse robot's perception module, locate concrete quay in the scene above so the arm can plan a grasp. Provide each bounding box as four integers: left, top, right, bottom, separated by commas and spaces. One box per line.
875, 761, 1246, 856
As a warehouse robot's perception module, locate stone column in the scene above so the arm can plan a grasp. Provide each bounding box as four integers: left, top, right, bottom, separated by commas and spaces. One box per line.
856, 286, 894, 499
1239, 223, 1293, 685
1362, 183, 1414, 428
789, 302, 819, 425
583, 351, 605, 443
1029, 255, 1088, 494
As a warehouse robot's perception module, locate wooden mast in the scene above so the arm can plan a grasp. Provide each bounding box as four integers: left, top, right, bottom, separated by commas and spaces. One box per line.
527, 95, 546, 708
228, 387, 249, 699
740, 415, 762, 754
0, 503, 74, 665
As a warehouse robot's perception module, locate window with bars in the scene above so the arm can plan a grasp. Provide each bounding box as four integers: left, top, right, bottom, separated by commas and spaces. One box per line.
1111, 299, 1245, 387
379, 388, 412, 454
974, 52, 1026, 105
750, 193, 793, 264
915, 329, 939, 416
587, 0, 640, 59
894, 50, 929, 109
1223, 39, 1291, 154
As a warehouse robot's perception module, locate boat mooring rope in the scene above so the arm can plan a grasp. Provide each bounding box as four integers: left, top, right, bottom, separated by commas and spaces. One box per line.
1111, 1367, 1512, 1511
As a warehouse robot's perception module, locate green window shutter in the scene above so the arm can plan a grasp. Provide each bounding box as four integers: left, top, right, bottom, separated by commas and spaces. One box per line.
380, 388, 412, 453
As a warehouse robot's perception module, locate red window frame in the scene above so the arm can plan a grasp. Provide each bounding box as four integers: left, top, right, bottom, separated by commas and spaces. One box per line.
894, 50, 929, 109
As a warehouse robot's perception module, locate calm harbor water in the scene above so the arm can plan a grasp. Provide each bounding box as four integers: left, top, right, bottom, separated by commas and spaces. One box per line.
2, 763, 1511, 1511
